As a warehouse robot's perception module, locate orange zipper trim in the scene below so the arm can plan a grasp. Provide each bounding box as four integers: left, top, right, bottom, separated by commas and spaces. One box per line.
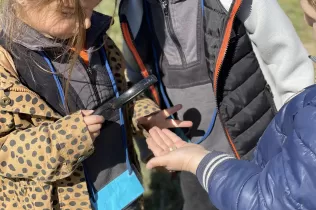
213, 0, 242, 160
121, 22, 160, 105
213, 0, 242, 93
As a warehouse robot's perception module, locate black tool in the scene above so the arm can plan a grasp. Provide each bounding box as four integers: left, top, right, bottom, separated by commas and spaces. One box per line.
93, 75, 157, 118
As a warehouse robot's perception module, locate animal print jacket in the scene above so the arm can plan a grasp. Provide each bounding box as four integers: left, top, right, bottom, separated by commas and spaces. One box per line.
0, 35, 159, 209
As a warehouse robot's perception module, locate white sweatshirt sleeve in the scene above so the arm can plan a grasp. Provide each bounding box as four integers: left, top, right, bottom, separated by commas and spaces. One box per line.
220, 0, 314, 109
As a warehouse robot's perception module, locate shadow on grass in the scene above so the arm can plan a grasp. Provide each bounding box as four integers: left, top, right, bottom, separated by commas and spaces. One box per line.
143, 170, 183, 210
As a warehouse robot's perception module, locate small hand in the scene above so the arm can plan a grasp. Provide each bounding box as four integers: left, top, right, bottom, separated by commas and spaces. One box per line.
146, 127, 209, 174
82, 110, 105, 141
137, 104, 193, 131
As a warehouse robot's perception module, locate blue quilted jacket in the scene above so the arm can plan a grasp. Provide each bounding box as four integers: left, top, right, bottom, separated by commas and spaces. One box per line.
196, 85, 316, 210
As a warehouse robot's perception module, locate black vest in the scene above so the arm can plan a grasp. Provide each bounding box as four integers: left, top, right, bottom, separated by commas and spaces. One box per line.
204, 0, 276, 158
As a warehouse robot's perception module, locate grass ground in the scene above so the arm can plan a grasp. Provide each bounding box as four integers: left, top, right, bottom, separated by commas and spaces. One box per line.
96, 1, 316, 209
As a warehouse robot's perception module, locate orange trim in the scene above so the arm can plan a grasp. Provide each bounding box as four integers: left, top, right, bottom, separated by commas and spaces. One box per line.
79, 50, 89, 65
225, 129, 240, 159
71, 48, 89, 65
213, 0, 242, 92
121, 22, 160, 105
213, 0, 242, 159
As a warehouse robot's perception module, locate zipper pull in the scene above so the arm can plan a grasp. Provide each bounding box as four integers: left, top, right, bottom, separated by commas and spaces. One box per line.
160, 0, 169, 15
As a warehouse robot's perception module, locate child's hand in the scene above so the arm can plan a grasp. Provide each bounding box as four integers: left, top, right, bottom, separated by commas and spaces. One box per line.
146, 127, 210, 174
82, 110, 105, 141
137, 104, 193, 131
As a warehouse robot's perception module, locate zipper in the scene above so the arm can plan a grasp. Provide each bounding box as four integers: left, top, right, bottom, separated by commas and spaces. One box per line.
79, 58, 101, 105
120, 21, 161, 105
213, 0, 243, 159
160, 0, 187, 66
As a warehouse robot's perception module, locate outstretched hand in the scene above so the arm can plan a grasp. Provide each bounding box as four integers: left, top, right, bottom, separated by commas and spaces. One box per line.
146, 127, 209, 174
137, 104, 193, 131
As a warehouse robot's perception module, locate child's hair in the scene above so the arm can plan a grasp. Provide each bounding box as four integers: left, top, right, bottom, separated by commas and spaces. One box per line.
308, 0, 316, 9
0, 0, 89, 111
0, 0, 86, 55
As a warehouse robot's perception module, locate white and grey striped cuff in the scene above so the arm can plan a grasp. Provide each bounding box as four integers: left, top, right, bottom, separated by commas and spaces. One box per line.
196, 151, 235, 192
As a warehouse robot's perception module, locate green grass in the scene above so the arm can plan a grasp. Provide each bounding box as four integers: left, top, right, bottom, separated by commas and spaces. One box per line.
279, 0, 316, 54
95, 1, 316, 209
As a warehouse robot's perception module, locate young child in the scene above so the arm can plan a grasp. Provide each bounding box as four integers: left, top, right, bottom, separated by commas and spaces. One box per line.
0, 0, 191, 209
122, 0, 314, 209
145, 1, 316, 209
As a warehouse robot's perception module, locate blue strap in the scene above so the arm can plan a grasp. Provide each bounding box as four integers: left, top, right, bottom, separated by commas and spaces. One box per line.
100, 47, 132, 174
40, 52, 67, 112
201, 0, 204, 16
40, 49, 132, 207
144, 0, 217, 144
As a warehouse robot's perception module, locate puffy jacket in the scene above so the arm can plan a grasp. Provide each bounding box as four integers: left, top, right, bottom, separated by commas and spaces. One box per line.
196, 85, 316, 210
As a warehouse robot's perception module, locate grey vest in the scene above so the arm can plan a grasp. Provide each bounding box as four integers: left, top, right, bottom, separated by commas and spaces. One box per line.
121, 0, 276, 158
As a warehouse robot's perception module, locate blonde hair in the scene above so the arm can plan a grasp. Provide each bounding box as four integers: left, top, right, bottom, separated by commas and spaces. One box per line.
308, 0, 316, 9
0, 0, 87, 111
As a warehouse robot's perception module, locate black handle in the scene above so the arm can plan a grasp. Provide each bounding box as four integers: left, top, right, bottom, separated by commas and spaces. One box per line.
93, 75, 158, 116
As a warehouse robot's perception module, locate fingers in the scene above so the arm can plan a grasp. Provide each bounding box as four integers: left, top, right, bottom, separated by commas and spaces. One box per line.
81, 110, 94, 116
83, 114, 105, 126
154, 127, 175, 147
165, 119, 193, 128
149, 127, 170, 151
146, 137, 166, 157
87, 124, 102, 133
146, 156, 168, 169
82, 110, 104, 141
91, 130, 101, 139
161, 129, 183, 143
161, 104, 182, 118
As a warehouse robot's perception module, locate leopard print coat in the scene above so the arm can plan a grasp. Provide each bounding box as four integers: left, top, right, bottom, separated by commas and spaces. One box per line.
0, 35, 159, 209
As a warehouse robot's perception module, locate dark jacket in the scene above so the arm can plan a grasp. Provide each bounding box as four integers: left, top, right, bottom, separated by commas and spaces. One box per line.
119, 0, 313, 160
196, 84, 316, 210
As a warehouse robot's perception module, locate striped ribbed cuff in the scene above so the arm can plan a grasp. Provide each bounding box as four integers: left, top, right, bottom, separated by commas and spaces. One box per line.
196, 151, 235, 192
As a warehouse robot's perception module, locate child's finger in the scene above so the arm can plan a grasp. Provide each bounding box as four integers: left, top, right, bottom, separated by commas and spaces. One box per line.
81, 110, 94, 116
156, 127, 174, 147
161, 104, 182, 118
149, 127, 170, 151
146, 137, 165, 157
87, 124, 102, 133
162, 129, 183, 143
84, 115, 105, 125
165, 119, 193, 128
91, 130, 101, 140
146, 156, 169, 170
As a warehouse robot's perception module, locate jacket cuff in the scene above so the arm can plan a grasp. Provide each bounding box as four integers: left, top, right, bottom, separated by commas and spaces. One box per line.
196, 151, 235, 192
132, 98, 160, 133
56, 111, 94, 169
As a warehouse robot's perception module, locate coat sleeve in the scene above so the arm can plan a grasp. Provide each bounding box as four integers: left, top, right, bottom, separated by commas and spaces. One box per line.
0, 111, 94, 182
237, 0, 314, 109
196, 104, 316, 210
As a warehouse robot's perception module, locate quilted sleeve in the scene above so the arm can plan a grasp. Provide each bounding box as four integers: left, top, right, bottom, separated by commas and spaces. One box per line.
196, 104, 316, 210
238, 0, 314, 109
0, 111, 94, 182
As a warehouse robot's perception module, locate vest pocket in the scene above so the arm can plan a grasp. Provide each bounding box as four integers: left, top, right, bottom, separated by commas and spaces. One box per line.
147, 0, 203, 68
